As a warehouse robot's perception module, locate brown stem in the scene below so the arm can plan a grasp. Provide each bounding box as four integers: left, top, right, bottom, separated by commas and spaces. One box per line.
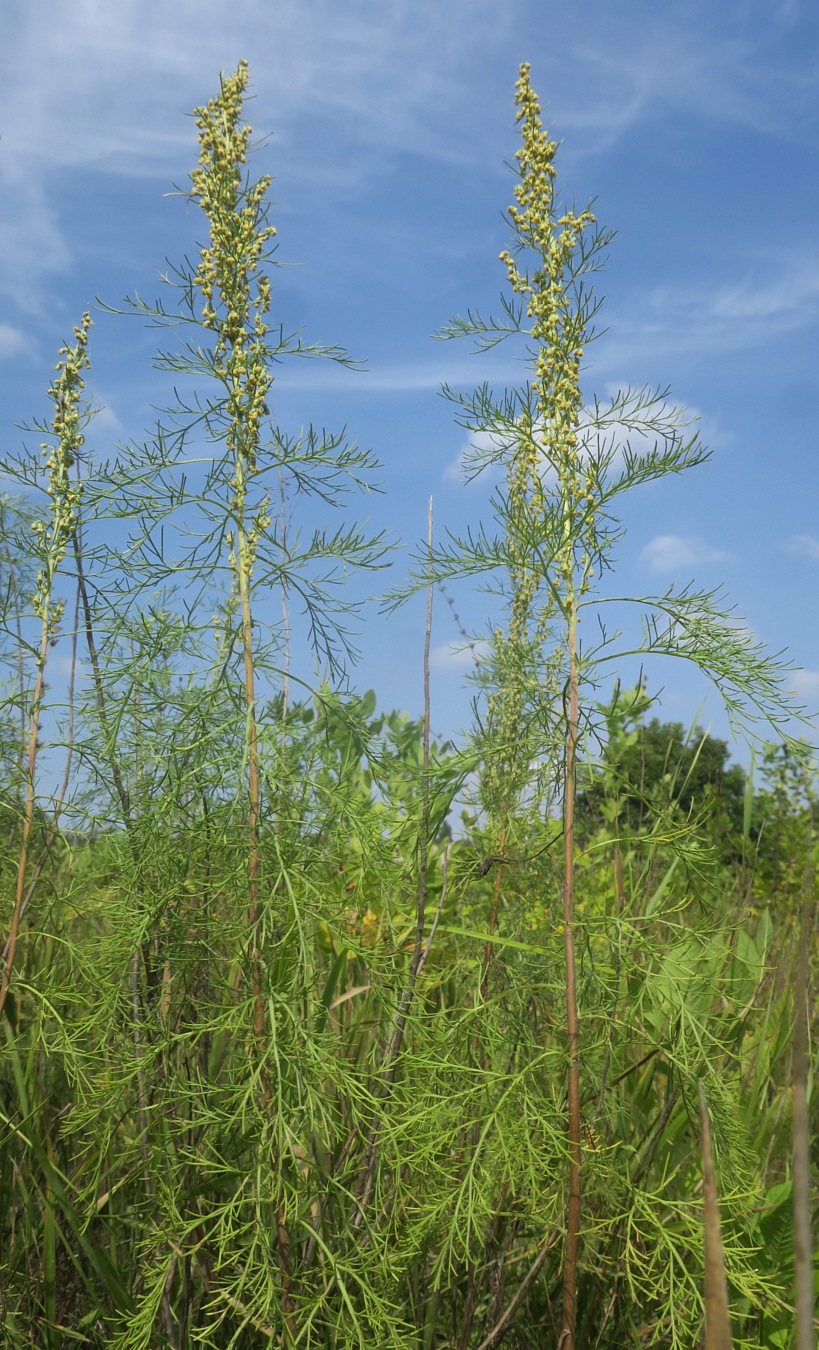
1, 524, 26, 802
278, 464, 290, 725
416, 497, 434, 966
0, 623, 49, 1023
55, 576, 79, 826
699, 1084, 733, 1350
1, 579, 81, 968
71, 518, 158, 1202
560, 613, 581, 1348
350, 502, 439, 1221
481, 832, 507, 1004
379, 498, 436, 1070
73, 532, 132, 828
596, 833, 624, 1117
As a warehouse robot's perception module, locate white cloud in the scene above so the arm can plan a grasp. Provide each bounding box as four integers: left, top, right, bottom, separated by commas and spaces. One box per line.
4, 2, 815, 321
86, 395, 123, 438
641, 534, 731, 572
597, 252, 819, 368
552, 9, 819, 155
0, 0, 511, 308
0, 323, 34, 359
442, 390, 702, 486
442, 446, 469, 484
53, 654, 88, 680
788, 534, 819, 560
279, 356, 519, 397
790, 669, 819, 701
443, 429, 509, 485
430, 639, 488, 672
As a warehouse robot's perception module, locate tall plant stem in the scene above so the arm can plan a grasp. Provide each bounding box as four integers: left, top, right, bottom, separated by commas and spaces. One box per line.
699, 1085, 733, 1350
237, 527, 263, 1047
72, 517, 158, 1200
460, 828, 507, 1350
1, 521, 26, 803
1, 324, 88, 1023
0, 619, 50, 1023
376, 497, 437, 1073
560, 603, 581, 1347
351, 499, 438, 1221
0, 577, 81, 970
278, 464, 291, 725
72, 535, 132, 829
417, 496, 434, 961
480, 829, 507, 1004
236, 515, 295, 1336
792, 849, 815, 1350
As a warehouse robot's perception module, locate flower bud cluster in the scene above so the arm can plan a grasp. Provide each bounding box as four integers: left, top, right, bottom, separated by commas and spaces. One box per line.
483, 67, 599, 815
32, 314, 91, 636
189, 60, 274, 580
499, 67, 598, 589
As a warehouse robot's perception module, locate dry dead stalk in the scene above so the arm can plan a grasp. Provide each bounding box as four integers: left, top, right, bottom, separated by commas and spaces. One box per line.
699, 1083, 733, 1350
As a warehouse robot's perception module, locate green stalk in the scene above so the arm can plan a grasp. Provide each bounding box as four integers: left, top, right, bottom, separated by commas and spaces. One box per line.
560, 598, 581, 1347
0, 317, 89, 1024
792, 856, 815, 1350
191, 60, 295, 1334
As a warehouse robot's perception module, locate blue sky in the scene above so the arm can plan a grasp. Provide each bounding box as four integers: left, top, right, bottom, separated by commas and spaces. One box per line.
2, 0, 818, 757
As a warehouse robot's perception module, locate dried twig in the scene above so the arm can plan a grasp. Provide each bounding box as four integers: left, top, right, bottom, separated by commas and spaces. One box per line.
474, 1238, 556, 1350
699, 1083, 733, 1350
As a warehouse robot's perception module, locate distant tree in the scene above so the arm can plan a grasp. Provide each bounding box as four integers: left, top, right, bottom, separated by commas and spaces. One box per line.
749, 740, 816, 892
578, 685, 746, 842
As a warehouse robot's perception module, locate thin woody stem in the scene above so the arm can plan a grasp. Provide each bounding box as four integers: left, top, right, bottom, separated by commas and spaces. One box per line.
1, 329, 88, 1023
699, 1085, 733, 1350
792, 844, 815, 1350
72, 507, 156, 1199
351, 498, 437, 1221
0, 524, 26, 801
237, 459, 296, 1344
0, 620, 49, 1023
560, 605, 582, 1347
0, 576, 81, 968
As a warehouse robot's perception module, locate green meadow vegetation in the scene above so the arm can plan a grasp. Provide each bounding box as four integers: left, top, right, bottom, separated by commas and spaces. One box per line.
0, 61, 815, 1349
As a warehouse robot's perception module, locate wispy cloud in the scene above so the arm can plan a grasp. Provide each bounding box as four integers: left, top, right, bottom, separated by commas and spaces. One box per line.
788, 533, 819, 559
443, 429, 508, 486
442, 390, 703, 486
0, 323, 34, 359
0, 0, 511, 309
790, 668, 819, 701
641, 534, 732, 572
5, 1, 816, 316
549, 6, 819, 155
595, 250, 819, 370
430, 639, 488, 672
53, 654, 88, 680
278, 356, 519, 397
